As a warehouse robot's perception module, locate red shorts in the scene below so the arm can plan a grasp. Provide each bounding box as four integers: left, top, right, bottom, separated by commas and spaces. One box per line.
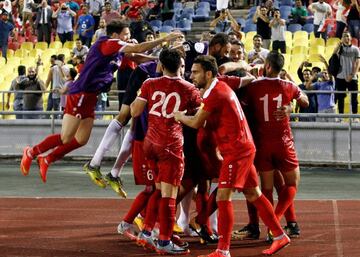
64, 92, 98, 119
255, 137, 299, 172
218, 152, 258, 190
197, 128, 221, 179
132, 140, 155, 186
143, 138, 184, 186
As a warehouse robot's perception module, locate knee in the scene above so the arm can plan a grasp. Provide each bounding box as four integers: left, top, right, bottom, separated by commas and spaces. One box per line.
243, 188, 261, 203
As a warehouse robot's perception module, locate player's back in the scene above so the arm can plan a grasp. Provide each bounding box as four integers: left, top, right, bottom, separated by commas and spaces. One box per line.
142, 76, 201, 146
243, 77, 301, 140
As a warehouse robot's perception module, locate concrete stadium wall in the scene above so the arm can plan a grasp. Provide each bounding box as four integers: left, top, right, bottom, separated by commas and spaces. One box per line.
0, 120, 359, 165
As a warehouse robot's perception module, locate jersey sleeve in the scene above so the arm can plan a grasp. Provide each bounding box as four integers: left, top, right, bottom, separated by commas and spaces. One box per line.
99, 39, 127, 56
202, 90, 218, 114
138, 79, 151, 102
290, 82, 302, 100
218, 75, 241, 90
187, 87, 202, 113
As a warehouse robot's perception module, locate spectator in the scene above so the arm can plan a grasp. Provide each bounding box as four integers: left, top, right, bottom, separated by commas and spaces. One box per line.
335, 31, 360, 119
308, 0, 332, 40
76, 4, 95, 47
35, 0, 53, 45
129, 12, 153, 43
86, 0, 104, 30
95, 92, 108, 119
247, 34, 270, 65
22, 0, 35, 35
0, 11, 14, 61
146, 0, 161, 21
253, 5, 271, 49
58, 67, 78, 110
53, 3, 76, 44
347, 0, 359, 42
279, 69, 295, 82
6, 65, 27, 119
101, 1, 120, 24
210, 9, 240, 34
297, 60, 322, 83
106, 0, 120, 10
289, 0, 308, 26
296, 68, 317, 121
94, 18, 106, 40
158, 0, 174, 22
270, 8, 286, 53
18, 66, 46, 119
45, 54, 68, 118
306, 56, 336, 122
334, 0, 350, 38
72, 38, 89, 59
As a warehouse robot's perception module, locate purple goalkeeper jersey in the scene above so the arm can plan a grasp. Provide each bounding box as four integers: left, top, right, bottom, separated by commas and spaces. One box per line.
68, 36, 126, 94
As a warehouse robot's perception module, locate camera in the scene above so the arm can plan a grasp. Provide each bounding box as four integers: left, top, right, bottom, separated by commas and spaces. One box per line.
304, 62, 312, 67
61, 7, 67, 10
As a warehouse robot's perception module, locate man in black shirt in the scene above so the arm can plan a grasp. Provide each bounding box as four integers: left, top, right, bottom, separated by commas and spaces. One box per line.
252, 5, 271, 49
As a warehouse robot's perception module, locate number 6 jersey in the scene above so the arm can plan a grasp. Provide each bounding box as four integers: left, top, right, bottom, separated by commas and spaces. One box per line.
137, 75, 202, 147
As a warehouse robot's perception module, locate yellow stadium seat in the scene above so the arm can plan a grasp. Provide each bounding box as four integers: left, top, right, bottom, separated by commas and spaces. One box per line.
293, 37, 308, 47
245, 31, 257, 42
28, 48, 43, 58
63, 41, 76, 50
2, 65, 16, 77
311, 61, 325, 70
327, 37, 340, 47
55, 35, 60, 41
307, 54, 322, 63
7, 57, 21, 66
0, 57, 5, 65
293, 31, 308, 40
309, 32, 316, 41
21, 57, 36, 66
35, 42, 48, 50
20, 42, 34, 51
6, 49, 14, 57
14, 48, 29, 58
308, 45, 325, 55
49, 41, 63, 49
285, 31, 293, 47
292, 45, 308, 55
57, 48, 71, 57
310, 37, 325, 47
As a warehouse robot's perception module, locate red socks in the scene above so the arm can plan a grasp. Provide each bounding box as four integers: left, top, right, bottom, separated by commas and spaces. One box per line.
143, 189, 161, 232
217, 200, 233, 251
246, 200, 259, 225
30, 134, 62, 157
46, 138, 82, 164
124, 190, 152, 224
284, 203, 297, 222
275, 186, 297, 220
252, 194, 283, 237
197, 188, 217, 225
159, 197, 176, 241
262, 188, 274, 206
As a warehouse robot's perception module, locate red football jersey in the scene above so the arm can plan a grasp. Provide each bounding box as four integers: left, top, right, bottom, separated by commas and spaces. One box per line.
202, 79, 255, 158
217, 75, 242, 90
138, 76, 201, 146
242, 77, 302, 140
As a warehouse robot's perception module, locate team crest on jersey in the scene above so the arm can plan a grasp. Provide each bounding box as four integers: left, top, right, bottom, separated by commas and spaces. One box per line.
183, 43, 190, 52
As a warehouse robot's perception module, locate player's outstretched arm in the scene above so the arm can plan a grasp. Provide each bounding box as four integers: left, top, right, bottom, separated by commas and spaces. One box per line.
297, 91, 309, 108
122, 32, 183, 54
130, 98, 146, 118
174, 108, 210, 129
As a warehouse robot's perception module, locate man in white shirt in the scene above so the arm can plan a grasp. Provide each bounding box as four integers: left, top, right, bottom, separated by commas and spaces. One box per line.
308, 0, 332, 40
247, 34, 270, 65
270, 9, 286, 53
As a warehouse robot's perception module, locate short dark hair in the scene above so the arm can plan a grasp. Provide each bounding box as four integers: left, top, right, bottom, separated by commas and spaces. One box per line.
230, 39, 244, 48
265, 51, 284, 73
57, 54, 65, 62
303, 68, 311, 74
159, 48, 182, 74
18, 65, 26, 76
312, 66, 321, 73
106, 19, 129, 36
253, 34, 263, 41
50, 55, 57, 60
193, 55, 218, 78
209, 33, 229, 48
69, 68, 78, 80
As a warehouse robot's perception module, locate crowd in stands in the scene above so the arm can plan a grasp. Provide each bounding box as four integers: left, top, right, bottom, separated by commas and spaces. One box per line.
0, 0, 359, 121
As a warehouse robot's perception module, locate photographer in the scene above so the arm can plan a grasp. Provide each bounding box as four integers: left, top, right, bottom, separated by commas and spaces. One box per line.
53, 3, 76, 45
269, 8, 286, 53
210, 9, 240, 34
334, 31, 360, 119
305, 55, 336, 122
253, 5, 271, 49
297, 61, 322, 83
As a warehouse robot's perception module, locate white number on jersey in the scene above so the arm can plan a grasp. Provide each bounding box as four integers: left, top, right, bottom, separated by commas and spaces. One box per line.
230, 92, 244, 120
259, 94, 283, 122
149, 91, 181, 118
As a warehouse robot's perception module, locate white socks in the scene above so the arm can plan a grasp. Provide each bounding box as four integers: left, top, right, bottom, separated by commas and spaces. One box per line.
209, 183, 218, 234
90, 119, 123, 168
177, 189, 194, 231
110, 129, 134, 178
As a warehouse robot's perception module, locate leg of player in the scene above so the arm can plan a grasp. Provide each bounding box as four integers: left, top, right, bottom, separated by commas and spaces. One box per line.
274, 167, 300, 222
209, 182, 219, 234
274, 170, 300, 238
177, 189, 194, 235
118, 185, 154, 241
243, 186, 290, 256
84, 104, 131, 186
156, 182, 190, 255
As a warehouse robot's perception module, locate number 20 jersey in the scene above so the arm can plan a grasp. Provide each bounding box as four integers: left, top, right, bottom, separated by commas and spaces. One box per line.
137, 76, 202, 147
241, 77, 302, 140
